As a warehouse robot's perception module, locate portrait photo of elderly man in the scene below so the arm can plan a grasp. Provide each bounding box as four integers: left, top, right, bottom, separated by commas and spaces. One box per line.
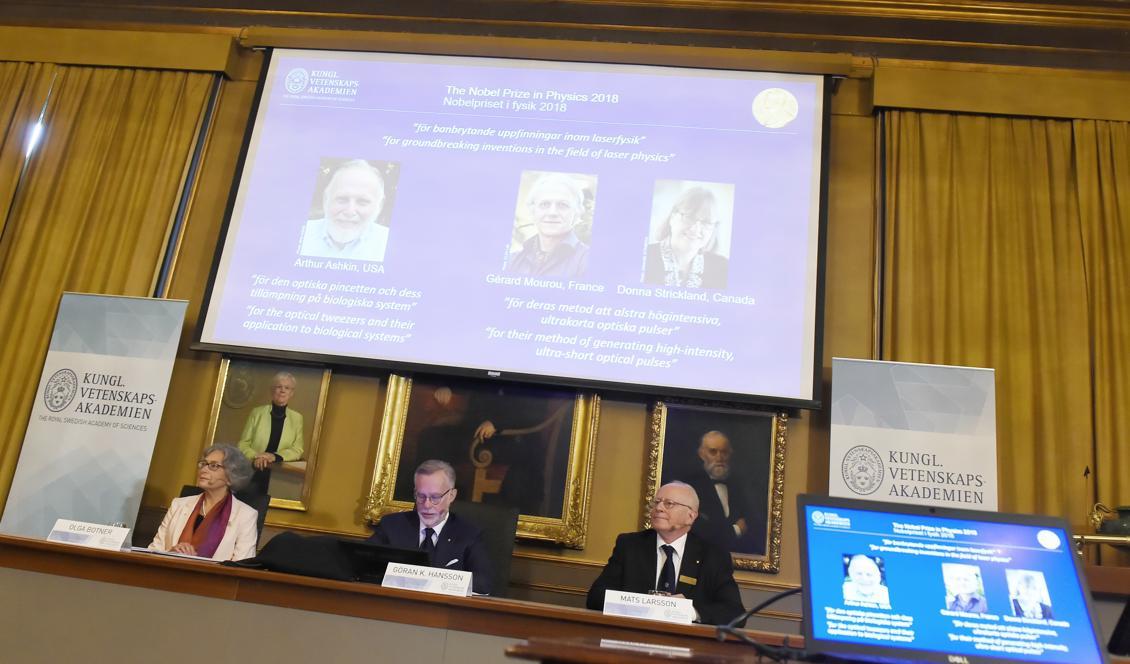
504, 170, 596, 279
299, 158, 399, 262
942, 563, 988, 614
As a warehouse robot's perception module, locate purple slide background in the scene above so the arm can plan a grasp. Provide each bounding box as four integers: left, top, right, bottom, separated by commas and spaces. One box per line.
203, 50, 824, 401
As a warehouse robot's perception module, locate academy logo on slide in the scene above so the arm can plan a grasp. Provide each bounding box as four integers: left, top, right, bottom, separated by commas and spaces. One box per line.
811, 509, 851, 528
282, 67, 360, 101
285, 68, 310, 94
841, 444, 884, 495
43, 368, 78, 412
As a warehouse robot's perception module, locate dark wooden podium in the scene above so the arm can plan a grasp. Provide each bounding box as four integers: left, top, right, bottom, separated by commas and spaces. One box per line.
507, 635, 798, 663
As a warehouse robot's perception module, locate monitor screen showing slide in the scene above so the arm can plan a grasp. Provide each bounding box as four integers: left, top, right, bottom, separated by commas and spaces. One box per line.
798, 495, 1107, 664
198, 49, 827, 405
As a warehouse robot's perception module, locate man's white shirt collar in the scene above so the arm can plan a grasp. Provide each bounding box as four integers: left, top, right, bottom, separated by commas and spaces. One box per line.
654, 531, 689, 589
420, 512, 450, 546
713, 482, 731, 518
657, 531, 689, 559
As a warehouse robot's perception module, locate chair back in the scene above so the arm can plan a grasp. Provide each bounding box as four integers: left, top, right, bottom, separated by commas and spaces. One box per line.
451, 500, 519, 597
179, 485, 270, 539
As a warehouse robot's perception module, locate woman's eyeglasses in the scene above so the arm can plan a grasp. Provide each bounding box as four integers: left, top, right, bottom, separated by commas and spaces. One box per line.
673, 209, 717, 230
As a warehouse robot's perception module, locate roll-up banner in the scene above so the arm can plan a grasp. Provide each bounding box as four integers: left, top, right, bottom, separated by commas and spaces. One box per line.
829, 358, 998, 511
0, 293, 187, 538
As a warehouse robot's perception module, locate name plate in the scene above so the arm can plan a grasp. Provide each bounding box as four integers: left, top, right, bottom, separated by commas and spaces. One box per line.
381, 562, 472, 597
603, 590, 695, 625
46, 519, 129, 551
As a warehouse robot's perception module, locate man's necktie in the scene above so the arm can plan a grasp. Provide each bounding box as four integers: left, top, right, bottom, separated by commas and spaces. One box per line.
421, 527, 436, 556
659, 544, 676, 593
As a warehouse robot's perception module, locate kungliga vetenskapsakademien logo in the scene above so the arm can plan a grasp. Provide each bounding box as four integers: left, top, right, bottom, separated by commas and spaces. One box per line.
285, 68, 310, 94
841, 445, 884, 495
44, 368, 78, 412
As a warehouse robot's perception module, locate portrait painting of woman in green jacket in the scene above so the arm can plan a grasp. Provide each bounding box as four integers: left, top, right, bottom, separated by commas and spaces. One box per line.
238, 371, 305, 496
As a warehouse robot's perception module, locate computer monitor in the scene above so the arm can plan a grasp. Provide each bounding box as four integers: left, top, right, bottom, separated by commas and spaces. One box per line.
797, 494, 1108, 664
337, 539, 430, 584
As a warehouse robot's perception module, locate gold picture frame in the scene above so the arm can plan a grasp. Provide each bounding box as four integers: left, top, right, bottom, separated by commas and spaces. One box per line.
365, 374, 600, 549
206, 357, 331, 512
643, 401, 787, 573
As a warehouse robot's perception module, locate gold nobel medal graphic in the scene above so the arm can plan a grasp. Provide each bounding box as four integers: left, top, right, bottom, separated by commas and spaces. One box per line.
752, 88, 799, 129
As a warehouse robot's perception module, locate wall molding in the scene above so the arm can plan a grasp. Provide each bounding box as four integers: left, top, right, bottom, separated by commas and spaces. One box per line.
874, 57, 1130, 120
0, 26, 252, 78
2, 1, 1129, 71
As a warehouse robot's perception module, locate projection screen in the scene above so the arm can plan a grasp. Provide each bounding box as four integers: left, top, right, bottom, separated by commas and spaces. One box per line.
198, 48, 828, 407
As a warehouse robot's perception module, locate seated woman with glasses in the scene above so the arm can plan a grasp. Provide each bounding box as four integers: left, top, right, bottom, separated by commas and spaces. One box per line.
148, 444, 259, 561
643, 186, 729, 290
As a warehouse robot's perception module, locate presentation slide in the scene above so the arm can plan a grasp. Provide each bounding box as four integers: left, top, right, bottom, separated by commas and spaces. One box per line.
802, 505, 1104, 663
199, 49, 825, 404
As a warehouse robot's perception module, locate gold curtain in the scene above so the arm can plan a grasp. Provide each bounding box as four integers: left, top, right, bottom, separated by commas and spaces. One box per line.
1074, 120, 1130, 510
0, 61, 55, 240
883, 110, 1130, 521
0, 66, 213, 515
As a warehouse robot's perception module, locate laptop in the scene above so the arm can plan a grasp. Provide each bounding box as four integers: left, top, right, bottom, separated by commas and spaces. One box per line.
336, 539, 430, 584
797, 494, 1109, 664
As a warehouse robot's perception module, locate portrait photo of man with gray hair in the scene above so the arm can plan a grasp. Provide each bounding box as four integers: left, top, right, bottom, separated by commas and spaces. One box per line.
504, 170, 595, 279
299, 158, 398, 262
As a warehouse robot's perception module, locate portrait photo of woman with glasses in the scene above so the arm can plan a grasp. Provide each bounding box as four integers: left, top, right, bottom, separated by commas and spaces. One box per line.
642, 180, 734, 290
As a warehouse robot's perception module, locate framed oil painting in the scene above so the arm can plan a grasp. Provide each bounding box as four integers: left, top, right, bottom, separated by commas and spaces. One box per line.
643, 401, 787, 572
365, 374, 599, 548
206, 357, 330, 511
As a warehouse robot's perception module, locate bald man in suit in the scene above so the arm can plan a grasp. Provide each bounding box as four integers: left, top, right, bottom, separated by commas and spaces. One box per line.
586, 481, 744, 625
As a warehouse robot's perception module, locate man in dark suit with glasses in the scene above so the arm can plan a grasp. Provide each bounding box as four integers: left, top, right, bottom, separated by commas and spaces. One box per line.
586, 481, 744, 625
367, 459, 493, 595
